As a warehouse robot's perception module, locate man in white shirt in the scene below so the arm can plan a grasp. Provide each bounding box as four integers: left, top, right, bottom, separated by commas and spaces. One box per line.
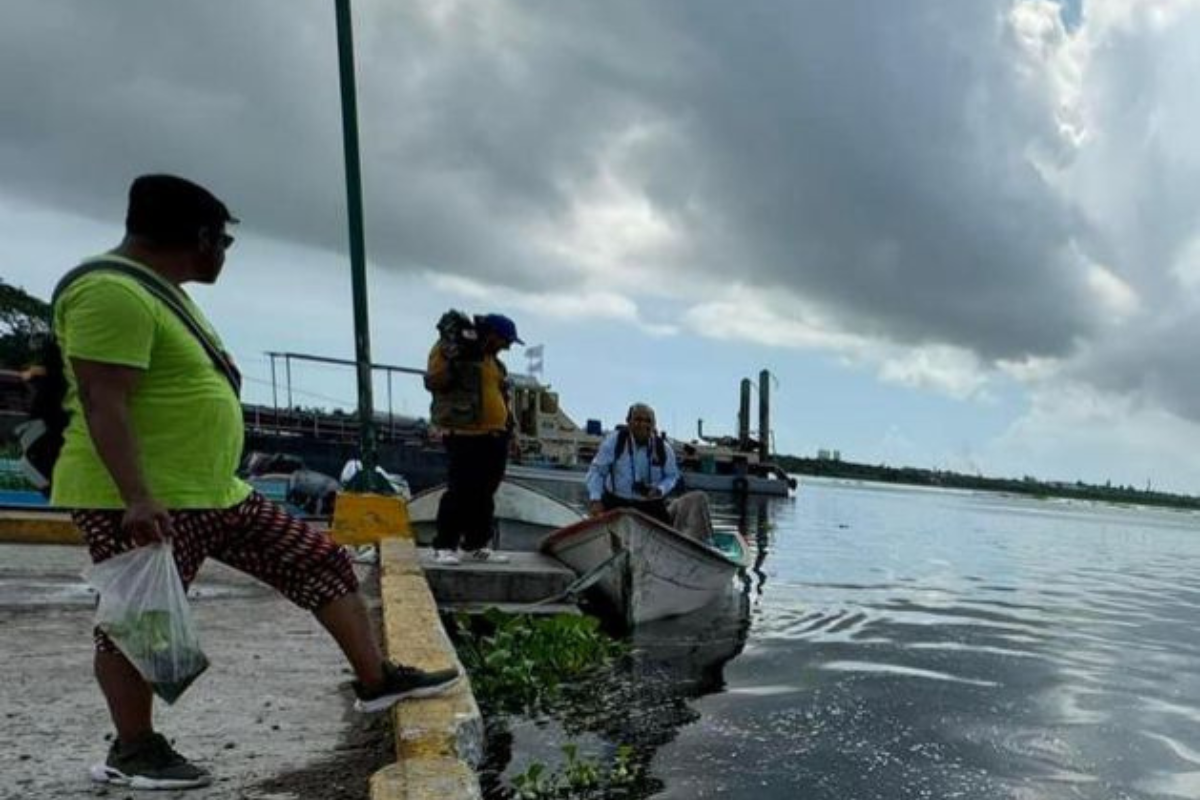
585, 403, 680, 524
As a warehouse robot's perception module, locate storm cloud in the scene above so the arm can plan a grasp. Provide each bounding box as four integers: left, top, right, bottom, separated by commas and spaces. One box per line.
3, 1, 1200, 425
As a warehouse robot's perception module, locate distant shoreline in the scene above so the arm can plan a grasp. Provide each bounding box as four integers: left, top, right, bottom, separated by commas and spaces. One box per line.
780, 456, 1200, 512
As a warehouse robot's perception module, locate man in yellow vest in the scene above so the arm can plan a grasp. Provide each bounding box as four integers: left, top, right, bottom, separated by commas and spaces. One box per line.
425, 312, 521, 564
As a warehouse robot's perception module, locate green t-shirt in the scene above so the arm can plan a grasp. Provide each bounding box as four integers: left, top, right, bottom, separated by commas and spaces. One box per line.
49, 255, 252, 510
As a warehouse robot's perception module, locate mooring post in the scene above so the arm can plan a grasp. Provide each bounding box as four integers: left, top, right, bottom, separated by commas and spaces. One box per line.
758, 369, 771, 462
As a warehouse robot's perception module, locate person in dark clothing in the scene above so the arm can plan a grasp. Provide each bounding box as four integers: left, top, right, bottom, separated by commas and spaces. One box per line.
424, 312, 522, 565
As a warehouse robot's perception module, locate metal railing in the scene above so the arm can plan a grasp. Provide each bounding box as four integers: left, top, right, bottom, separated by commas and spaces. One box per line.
260, 351, 429, 443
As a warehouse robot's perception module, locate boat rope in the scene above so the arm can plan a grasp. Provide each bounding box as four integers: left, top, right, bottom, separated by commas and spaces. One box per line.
516, 548, 629, 611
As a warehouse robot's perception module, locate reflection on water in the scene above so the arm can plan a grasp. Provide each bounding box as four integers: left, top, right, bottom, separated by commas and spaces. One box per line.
511, 476, 1200, 799
718, 491, 775, 601
485, 481, 763, 797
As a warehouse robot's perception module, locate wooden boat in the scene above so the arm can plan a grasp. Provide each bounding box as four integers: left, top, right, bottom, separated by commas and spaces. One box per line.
406, 479, 583, 551
540, 508, 749, 626
507, 460, 797, 497
675, 462, 796, 496
508, 373, 796, 497
629, 584, 751, 691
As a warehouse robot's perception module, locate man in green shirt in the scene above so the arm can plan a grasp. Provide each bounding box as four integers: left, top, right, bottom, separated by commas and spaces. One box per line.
57, 175, 458, 791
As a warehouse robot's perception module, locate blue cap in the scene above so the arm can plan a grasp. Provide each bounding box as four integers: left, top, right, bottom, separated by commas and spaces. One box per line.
479, 313, 523, 345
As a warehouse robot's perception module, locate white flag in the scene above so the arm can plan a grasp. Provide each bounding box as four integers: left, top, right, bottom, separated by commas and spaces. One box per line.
526, 344, 544, 374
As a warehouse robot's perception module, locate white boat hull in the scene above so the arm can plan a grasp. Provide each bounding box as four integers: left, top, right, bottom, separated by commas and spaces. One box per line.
407, 479, 583, 551
507, 462, 795, 496
505, 463, 588, 485
680, 471, 794, 496
541, 510, 747, 626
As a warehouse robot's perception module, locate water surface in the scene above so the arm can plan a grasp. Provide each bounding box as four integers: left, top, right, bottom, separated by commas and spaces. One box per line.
505, 477, 1200, 800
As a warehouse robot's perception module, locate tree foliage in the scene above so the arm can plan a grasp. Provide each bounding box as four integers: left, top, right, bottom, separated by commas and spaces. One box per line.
778, 454, 1200, 510
0, 279, 51, 369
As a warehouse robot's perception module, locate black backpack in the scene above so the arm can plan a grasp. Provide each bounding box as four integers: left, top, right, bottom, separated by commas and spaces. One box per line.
16, 259, 241, 495
612, 424, 669, 466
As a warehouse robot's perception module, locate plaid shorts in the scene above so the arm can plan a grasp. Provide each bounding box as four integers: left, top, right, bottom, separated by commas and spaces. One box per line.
74, 491, 358, 653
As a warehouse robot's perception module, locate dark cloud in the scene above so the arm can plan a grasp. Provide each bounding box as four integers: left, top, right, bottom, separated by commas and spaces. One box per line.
1051, 3, 1200, 423
657, 2, 1099, 359
0, 2, 345, 244
1069, 312, 1200, 421
0, 1, 1147, 363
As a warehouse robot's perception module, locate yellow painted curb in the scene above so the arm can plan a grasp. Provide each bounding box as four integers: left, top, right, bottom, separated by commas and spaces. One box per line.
369, 760, 481, 800
332, 492, 412, 545
370, 538, 483, 800
0, 509, 357, 546
0, 510, 80, 545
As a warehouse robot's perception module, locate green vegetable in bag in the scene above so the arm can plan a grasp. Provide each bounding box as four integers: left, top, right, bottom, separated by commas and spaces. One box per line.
102, 609, 209, 703
86, 544, 210, 705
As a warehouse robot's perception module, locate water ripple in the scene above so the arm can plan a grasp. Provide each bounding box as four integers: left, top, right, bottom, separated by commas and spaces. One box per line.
822, 660, 1000, 688
497, 478, 1200, 798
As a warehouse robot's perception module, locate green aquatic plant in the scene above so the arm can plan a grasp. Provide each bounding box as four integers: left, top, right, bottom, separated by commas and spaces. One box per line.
559, 743, 600, 792
511, 761, 556, 799
452, 610, 648, 797
450, 609, 626, 714
510, 744, 642, 799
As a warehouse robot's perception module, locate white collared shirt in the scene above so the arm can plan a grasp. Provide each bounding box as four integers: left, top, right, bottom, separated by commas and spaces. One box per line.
585, 429, 680, 501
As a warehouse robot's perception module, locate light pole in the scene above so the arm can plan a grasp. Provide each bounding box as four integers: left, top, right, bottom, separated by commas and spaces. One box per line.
334, 0, 390, 493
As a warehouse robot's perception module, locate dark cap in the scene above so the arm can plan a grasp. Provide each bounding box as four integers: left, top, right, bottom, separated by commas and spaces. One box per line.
125, 174, 238, 246
478, 313, 523, 345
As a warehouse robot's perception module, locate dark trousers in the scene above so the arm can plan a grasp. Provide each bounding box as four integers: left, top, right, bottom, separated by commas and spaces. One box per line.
435, 432, 509, 551
601, 491, 671, 526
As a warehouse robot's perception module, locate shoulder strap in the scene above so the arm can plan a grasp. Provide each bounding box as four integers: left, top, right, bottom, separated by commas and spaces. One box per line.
606, 425, 630, 493
53, 259, 242, 396
612, 425, 665, 465
614, 425, 630, 458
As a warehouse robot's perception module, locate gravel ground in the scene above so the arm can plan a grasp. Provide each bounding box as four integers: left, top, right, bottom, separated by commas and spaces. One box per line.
0, 544, 392, 800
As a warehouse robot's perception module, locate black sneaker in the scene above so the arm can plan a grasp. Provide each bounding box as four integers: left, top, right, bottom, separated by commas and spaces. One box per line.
352, 661, 461, 713
89, 732, 213, 790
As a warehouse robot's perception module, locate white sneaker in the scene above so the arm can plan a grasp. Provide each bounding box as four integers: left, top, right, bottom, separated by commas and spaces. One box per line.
351, 545, 378, 565
461, 548, 510, 563
433, 549, 461, 565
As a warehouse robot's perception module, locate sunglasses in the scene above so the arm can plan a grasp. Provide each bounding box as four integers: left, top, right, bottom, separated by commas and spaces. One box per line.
203, 229, 235, 250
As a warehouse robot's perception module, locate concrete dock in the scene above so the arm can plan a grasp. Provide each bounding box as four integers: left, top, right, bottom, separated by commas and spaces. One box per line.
1, 542, 395, 799
0, 502, 518, 800
420, 550, 579, 616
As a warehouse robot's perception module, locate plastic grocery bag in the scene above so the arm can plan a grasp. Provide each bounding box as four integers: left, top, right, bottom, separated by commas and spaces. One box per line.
84, 542, 209, 704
